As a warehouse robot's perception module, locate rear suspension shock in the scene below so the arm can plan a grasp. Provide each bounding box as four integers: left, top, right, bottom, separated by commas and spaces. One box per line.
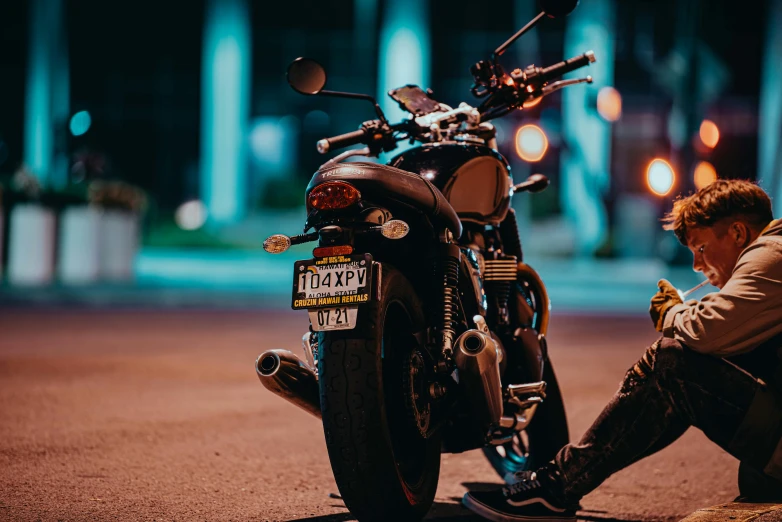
440, 243, 461, 359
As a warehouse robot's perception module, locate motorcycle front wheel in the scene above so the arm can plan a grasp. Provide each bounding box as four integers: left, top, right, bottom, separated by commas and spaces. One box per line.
482, 358, 569, 481
318, 264, 441, 522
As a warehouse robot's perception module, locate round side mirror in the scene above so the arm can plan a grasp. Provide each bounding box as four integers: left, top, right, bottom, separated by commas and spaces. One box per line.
287, 58, 327, 95
526, 173, 550, 193
539, 0, 579, 18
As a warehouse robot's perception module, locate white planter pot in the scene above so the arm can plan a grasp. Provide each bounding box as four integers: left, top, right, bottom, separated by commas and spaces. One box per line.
57, 206, 101, 284
7, 204, 56, 285
99, 209, 139, 281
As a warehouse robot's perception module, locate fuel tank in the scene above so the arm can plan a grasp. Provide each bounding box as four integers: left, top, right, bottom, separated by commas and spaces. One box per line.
388, 142, 513, 226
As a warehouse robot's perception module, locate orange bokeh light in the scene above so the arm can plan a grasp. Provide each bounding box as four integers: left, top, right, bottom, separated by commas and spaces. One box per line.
646, 158, 676, 196
515, 124, 548, 162
693, 161, 718, 190
699, 120, 720, 148
597, 87, 622, 122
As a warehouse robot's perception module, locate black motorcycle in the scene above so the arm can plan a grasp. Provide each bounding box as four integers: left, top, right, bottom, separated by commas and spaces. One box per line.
256, 1, 594, 519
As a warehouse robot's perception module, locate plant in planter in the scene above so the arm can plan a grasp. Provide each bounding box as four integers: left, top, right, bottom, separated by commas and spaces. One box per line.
2, 167, 58, 285
87, 179, 148, 282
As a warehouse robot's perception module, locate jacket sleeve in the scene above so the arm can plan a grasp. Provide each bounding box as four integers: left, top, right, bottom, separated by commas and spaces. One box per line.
661, 238, 782, 356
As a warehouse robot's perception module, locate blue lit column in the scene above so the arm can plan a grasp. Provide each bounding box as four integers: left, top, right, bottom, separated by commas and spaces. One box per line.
354, 0, 378, 88
200, 0, 251, 224
377, 0, 430, 130
512, 0, 543, 248
560, 0, 615, 256
24, 0, 68, 187
758, 0, 782, 216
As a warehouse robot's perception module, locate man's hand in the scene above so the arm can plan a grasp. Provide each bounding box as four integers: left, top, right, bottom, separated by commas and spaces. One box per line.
649, 279, 683, 332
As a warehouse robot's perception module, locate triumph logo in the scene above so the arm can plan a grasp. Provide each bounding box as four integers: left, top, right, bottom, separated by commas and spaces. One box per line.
324, 167, 366, 177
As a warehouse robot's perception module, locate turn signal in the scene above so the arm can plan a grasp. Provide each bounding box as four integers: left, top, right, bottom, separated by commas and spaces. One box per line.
263, 234, 291, 254
308, 181, 361, 211
381, 220, 410, 239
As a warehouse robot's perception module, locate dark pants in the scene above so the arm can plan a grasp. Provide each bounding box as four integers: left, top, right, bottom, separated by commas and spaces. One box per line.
554, 337, 782, 503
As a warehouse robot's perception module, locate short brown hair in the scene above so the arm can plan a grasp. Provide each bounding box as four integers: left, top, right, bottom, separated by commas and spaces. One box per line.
663, 179, 774, 245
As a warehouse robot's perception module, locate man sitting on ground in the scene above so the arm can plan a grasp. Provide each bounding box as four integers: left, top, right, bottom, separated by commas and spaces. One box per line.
464, 179, 782, 522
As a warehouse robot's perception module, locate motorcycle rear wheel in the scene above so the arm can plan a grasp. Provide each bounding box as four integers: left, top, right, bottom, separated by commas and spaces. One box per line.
318, 265, 441, 522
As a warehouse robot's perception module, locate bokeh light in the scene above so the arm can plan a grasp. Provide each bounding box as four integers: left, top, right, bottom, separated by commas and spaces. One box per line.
515, 124, 548, 162
596, 87, 622, 122
699, 120, 720, 148
69, 111, 92, 137
175, 200, 208, 230
693, 161, 718, 190
646, 159, 675, 196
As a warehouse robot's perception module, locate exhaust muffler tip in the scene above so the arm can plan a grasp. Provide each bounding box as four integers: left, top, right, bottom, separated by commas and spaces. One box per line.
256, 352, 281, 376
255, 349, 322, 419
462, 332, 485, 353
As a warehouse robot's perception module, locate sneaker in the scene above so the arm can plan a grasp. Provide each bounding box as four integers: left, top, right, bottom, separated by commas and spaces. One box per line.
462, 470, 576, 522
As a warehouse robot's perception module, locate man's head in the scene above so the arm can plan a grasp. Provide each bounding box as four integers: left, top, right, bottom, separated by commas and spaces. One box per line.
663, 180, 773, 289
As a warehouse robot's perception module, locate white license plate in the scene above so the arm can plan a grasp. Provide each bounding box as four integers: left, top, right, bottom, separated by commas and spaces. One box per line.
308, 307, 358, 331
292, 254, 373, 310
298, 265, 367, 298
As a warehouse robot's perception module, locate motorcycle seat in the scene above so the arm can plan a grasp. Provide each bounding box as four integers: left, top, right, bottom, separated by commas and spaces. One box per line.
307, 162, 463, 238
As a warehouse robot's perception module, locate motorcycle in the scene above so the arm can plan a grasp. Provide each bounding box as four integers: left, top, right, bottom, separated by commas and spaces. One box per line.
255, 0, 594, 519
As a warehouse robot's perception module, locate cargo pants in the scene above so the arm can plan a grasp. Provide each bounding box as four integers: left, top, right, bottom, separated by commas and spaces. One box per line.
554, 337, 782, 503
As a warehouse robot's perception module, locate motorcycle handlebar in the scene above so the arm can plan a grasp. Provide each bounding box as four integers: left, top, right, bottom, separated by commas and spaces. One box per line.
317, 129, 367, 154
539, 50, 595, 83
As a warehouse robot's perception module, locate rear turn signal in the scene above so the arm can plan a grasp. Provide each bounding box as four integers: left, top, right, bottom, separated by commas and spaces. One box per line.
381, 220, 410, 239
308, 181, 361, 211
263, 234, 291, 254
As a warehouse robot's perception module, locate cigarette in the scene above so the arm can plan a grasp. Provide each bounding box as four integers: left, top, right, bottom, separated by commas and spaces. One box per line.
677, 279, 710, 300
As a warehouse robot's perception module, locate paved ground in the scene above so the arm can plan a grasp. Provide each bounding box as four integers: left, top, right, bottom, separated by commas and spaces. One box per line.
0, 309, 745, 521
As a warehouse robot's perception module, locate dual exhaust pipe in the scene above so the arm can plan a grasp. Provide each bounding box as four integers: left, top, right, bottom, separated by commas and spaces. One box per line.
256, 328, 544, 435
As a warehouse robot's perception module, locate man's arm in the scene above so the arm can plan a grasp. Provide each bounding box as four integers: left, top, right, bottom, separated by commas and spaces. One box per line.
662, 238, 782, 356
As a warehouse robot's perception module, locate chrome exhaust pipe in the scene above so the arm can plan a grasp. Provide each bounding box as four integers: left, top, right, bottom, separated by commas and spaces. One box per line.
255, 349, 321, 419
454, 329, 503, 429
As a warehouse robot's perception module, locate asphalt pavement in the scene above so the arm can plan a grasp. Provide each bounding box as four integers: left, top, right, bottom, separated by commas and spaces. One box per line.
0, 309, 753, 521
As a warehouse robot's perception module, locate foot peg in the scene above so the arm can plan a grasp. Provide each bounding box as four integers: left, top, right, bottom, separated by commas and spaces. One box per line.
489, 381, 547, 444
506, 381, 546, 408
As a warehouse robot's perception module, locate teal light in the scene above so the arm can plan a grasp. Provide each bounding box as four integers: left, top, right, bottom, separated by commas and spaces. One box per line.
377, 0, 430, 137
560, 0, 615, 256
200, 0, 251, 225
24, 0, 68, 186
69, 111, 91, 136
758, 0, 782, 216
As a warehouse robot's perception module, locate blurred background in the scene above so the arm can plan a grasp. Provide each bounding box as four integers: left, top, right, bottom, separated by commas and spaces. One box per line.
1, 0, 781, 312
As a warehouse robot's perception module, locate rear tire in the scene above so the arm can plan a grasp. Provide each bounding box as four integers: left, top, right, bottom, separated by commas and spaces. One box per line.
318, 265, 441, 521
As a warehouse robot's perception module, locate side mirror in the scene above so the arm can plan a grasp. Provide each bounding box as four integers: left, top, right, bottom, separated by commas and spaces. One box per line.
512, 173, 550, 194
287, 58, 327, 95
540, 0, 579, 18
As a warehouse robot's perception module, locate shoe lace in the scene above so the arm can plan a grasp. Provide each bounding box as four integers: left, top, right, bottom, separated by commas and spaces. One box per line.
502, 471, 542, 497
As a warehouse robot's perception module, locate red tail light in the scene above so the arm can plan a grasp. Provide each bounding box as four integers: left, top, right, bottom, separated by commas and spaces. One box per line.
308, 181, 361, 211
313, 245, 354, 258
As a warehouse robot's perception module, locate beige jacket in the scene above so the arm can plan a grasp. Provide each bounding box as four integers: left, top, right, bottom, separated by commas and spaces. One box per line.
662, 218, 782, 356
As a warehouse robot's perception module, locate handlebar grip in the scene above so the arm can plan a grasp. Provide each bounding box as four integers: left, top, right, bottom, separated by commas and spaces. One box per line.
316, 129, 367, 154
539, 51, 595, 82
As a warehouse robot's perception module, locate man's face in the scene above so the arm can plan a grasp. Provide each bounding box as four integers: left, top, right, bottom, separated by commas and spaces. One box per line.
686, 223, 745, 289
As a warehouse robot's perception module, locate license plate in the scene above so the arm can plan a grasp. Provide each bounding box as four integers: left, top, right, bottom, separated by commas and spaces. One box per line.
308, 307, 358, 331
291, 254, 374, 310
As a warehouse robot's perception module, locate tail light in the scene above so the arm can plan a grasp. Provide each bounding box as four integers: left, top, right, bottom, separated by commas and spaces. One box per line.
308, 181, 361, 211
